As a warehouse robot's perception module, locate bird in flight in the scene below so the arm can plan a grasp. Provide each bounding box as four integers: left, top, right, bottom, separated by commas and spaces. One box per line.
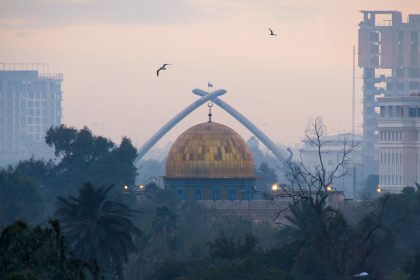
268, 28, 277, 36
157, 64, 171, 77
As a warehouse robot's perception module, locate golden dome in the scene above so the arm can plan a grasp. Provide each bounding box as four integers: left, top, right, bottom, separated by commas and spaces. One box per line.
165, 122, 254, 178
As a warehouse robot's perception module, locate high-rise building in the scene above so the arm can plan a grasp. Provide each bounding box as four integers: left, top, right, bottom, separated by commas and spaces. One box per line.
377, 94, 420, 193
358, 11, 420, 175
0, 64, 62, 164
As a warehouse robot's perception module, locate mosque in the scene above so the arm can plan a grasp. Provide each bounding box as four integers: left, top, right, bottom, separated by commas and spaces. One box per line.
140, 88, 344, 222
161, 109, 293, 222
164, 120, 256, 201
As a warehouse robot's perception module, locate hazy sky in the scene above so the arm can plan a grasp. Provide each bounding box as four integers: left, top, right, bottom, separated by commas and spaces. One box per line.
1, 0, 419, 150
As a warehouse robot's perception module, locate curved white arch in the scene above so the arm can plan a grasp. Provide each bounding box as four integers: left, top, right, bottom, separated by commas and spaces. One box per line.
135, 89, 226, 163
192, 89, 291, 164
136, 88, 292, 164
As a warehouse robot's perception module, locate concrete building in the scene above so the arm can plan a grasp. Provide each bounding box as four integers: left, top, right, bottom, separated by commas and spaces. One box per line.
377, 94, 420, 193
299, 133, 363, 198
0, 64, 62, 165
358, 11, 420, 175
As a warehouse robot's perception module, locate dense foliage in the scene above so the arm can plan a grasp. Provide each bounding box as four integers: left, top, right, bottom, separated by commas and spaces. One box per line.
0, 125, 138, 224
0, 220, 97, 280
2, 126, 420, 279
56, 183, 142, 280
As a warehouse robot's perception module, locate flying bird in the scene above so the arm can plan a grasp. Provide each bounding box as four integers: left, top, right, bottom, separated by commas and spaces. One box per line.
157, 64, 171, 77
268, 28, 277, 36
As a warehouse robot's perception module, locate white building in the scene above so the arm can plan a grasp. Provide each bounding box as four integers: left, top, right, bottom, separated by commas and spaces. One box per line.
299, 133, 363, 198
0, 64, 62, 165
377, 94, 420, 193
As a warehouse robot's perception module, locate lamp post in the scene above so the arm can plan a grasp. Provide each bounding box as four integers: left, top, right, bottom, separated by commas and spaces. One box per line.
271, 183, 280, 192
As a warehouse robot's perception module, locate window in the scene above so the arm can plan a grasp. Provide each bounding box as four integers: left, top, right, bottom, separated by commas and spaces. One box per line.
195, 189, 202, 200
396, 106, 403, 117
177, 189, 184, 200
212, 190, 220, 201
409, 107, 417, 117
229, 189, 236, 201
411, 31, 419, 42
388, 106, 395, 117
246, 190, 252, 200
409, 82, 420, 90
396, 67, 405, 78
396, 82, 405, 90
409, 68, 420, 78
398, 30, 404, 42
364, 68, 374, 79
398, 43, 404, 53
398, 55, 404, 65
380, 106, 385, 117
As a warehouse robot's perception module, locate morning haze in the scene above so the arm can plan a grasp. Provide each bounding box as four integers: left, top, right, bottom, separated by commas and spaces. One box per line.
1, 0, 418, 146
2, 1, 420, 279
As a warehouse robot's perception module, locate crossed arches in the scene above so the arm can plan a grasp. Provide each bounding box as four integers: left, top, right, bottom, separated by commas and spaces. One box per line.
136, 88, 291, 164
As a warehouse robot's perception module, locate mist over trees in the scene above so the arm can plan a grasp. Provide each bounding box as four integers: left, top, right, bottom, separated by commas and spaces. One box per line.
1, 125, 420, 279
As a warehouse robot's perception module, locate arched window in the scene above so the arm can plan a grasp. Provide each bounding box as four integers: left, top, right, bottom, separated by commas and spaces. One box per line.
213, 190, 220, 201
229, 189, 236, 201
246, 190, 252, 200
177, 189, 184, 200
195, 189, 202, 200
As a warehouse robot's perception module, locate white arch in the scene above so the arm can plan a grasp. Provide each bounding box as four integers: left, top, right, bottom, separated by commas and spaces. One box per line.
135, 89, 226, 163
136, 88, 291, 164
192, 89, 291, 163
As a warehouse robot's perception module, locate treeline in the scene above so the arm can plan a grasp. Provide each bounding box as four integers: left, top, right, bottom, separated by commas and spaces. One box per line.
1, 126, 420, 280
0, 125, 138, 226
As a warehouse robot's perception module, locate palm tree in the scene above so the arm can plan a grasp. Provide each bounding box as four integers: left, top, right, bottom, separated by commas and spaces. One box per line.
56, 183, 141, 280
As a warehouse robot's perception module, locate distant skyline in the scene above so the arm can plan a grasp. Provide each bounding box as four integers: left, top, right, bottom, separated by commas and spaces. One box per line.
1, 0, 419, 149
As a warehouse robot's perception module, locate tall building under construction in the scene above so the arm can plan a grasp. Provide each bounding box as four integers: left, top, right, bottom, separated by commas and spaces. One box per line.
358, 11, 420, 175
0, 64, 62, 164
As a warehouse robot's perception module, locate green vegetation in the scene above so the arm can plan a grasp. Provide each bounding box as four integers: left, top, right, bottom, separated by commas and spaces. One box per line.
2, 125, 420, 279
0, 220, 97, 280
56, 183, 141, 280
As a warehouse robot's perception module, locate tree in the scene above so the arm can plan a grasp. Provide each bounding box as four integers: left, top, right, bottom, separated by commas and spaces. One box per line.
276, 117, 393, 278
0, 220, 96, 280
45, 125, 138, 195
0, 170, 44, 225
56, 183, 142, 280
206, 231, 258, 261
255, 162, 278, 194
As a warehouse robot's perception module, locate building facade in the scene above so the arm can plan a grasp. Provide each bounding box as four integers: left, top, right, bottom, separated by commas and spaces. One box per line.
299, 133, 363, 198
377, 95, 420, 193
0, 64, 62, 164
358, 11, 420, 175
164, 121, 256, 201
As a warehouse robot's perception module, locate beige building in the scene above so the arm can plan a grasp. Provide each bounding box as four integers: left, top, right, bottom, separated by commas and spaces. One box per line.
377, 94, 420, 193
358, 11, 420, 176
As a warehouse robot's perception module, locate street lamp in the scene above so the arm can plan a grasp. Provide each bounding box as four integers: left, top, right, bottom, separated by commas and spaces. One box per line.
376, 186, 383, 193
271, 183, 280, 192
326, 185, 333, 192
139, 184, 145, 190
